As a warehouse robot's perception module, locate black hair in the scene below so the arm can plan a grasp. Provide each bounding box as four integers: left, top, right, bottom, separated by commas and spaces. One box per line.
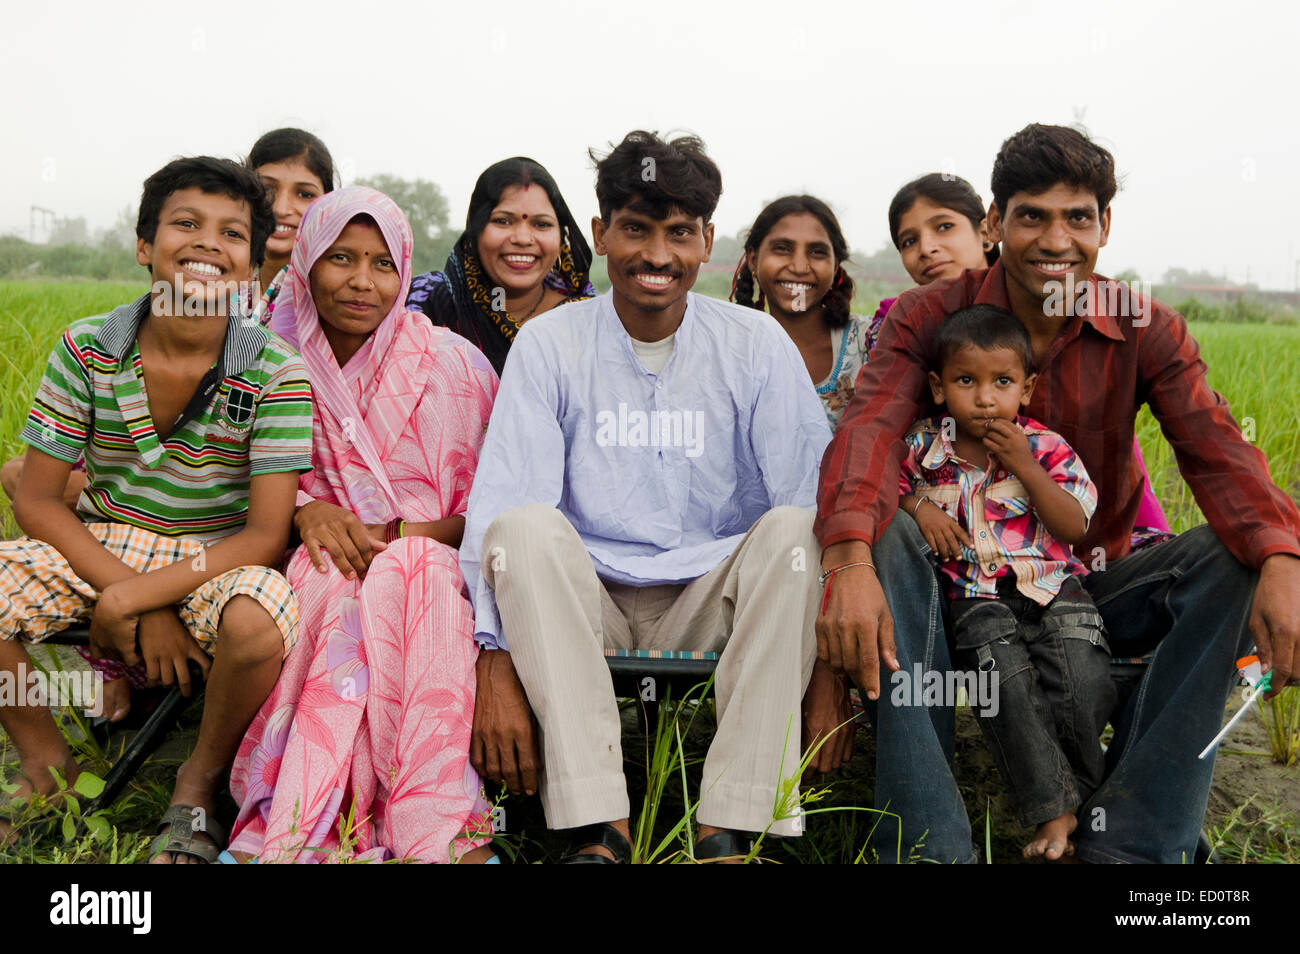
731, 195, 855, 328
888, 173, 998, 266
589, 130, 722, 224
933, 304, 1035, 376
136, 156, 275, 266
246, 127, 337, 193
991, 123, 1117, 215
462, 156, 592, 276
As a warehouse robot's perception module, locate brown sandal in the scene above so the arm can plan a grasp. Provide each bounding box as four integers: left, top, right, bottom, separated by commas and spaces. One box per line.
149, 804, 226, 864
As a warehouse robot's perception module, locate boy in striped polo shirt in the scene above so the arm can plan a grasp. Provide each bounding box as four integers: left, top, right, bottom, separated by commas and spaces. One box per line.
1, 157, 313, 864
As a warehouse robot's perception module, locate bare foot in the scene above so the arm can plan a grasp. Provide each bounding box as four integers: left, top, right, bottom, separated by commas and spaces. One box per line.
1024, 812, 1077, 861
23, 754, 82, 797
0, 772, 38, 848
150, 760, 220, 865
459, 845, 496, 864
0, 756, 84, 846
99, 678, 131, 723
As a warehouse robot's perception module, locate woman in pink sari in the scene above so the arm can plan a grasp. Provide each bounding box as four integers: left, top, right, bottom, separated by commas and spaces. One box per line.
227, 186, 498, 863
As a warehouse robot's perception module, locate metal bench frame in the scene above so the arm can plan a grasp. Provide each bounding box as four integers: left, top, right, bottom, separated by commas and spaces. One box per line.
41, 626, 194, 815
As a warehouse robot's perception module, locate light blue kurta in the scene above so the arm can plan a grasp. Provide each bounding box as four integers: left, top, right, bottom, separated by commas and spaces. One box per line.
461, 290, 832, 649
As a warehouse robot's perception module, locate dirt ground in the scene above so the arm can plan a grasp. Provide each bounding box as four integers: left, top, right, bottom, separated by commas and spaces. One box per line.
945, 687, 1299, 863
1203, 691, 1300, 857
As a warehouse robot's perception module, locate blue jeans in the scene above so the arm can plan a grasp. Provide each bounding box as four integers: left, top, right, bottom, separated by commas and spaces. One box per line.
869, 518, 1254, 864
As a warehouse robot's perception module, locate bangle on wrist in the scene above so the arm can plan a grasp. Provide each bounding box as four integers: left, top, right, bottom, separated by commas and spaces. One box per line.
818, 561, 875, 587
383, 517, 404, 544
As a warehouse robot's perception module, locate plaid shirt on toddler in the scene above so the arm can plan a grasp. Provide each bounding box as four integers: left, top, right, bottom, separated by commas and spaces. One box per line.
898, 414, 1097, 606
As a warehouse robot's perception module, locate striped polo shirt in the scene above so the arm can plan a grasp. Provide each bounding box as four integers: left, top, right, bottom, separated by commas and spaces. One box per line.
22, 294, 313, 543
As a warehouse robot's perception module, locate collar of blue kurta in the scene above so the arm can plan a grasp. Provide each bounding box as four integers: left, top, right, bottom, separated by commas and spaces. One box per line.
94, 292, 268, 375
600, 289, 697, 369
93, 293, 268, 467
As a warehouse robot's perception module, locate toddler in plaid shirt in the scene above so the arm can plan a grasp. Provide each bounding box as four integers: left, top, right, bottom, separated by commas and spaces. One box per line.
899, 304, 1116, 861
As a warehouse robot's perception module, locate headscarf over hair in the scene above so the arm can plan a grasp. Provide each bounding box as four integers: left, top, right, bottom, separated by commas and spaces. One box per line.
272, 186, 437, 517
405, 157, 595, 374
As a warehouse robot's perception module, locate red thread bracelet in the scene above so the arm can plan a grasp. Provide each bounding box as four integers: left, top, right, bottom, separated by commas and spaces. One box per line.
818, 561, 876, 614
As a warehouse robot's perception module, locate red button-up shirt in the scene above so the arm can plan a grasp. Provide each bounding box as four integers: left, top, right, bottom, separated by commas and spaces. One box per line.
815, 262, 1300, 570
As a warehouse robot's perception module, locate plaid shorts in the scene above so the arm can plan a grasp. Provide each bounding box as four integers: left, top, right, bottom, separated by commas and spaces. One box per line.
0, 523, 298, 656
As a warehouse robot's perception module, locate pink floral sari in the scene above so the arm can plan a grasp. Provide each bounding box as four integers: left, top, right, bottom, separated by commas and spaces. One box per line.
229, 188, 499, 862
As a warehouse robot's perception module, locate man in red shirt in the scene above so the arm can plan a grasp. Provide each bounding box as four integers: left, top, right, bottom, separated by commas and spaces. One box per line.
815, 123, 1300, 863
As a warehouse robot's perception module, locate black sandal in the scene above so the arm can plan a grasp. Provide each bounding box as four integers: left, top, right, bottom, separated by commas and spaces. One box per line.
694, 829, 760, 863
558, 823, 632, 864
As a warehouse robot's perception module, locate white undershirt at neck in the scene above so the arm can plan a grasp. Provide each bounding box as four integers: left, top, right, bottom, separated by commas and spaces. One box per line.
630, 333, 676, 375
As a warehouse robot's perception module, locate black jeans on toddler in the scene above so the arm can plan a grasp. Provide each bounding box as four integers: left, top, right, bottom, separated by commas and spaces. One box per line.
948, 574, 1117, 827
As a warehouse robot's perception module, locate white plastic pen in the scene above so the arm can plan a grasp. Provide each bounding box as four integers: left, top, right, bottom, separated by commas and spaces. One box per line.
1198, 654, 1272, 760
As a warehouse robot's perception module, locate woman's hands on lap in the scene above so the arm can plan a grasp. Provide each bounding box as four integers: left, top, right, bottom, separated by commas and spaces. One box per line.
295, 500, 386, 579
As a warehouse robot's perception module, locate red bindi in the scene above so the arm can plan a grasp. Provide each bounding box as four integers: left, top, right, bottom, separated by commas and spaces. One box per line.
521, 213, 528, 220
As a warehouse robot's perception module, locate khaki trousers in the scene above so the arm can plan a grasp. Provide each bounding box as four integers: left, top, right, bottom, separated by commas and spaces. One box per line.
482, 504, 819, 835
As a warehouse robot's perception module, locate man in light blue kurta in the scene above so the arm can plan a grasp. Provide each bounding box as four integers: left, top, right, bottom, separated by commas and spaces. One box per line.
462, 289, 830, 646
462, 130, 831, 862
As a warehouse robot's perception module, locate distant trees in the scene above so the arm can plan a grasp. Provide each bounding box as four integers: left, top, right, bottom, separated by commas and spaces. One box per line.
1163, 266, 1227, 286
0, 207, 145, 280
0, 236, 140, 280
95, 206, 137, 251
48, 216, 89, 246
847, 243, 912, 282
710, 231, 744, 269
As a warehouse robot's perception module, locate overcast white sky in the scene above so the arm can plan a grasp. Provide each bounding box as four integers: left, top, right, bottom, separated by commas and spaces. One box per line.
5, 0, 1298, 288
